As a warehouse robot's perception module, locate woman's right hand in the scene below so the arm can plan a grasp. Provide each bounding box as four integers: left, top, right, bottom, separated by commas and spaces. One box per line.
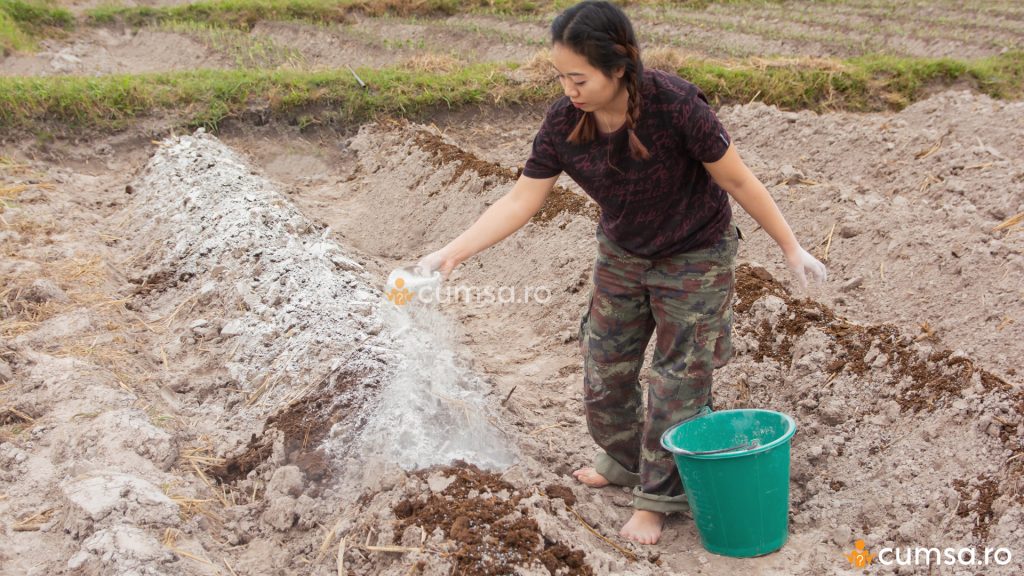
416, 248, 459, 279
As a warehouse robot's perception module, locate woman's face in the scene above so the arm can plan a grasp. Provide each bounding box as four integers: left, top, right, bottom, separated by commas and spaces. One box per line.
550, 42, 625, 114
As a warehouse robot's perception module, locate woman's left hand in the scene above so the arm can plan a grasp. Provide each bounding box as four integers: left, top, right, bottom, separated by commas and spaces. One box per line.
784, 246, 827, 292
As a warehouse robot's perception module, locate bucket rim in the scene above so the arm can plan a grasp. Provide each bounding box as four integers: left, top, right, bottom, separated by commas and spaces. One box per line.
659, 408, 797, 460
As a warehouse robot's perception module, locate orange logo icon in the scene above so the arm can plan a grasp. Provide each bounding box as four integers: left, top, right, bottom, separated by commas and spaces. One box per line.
386, 277, 413, 306
846, 539, 876, 567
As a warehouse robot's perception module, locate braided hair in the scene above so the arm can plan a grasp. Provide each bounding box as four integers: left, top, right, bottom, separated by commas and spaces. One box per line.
551, 1, 650, 162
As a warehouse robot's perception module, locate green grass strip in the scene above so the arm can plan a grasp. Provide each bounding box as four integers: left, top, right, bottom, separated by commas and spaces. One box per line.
85, 0, 551, 27
679, 52, 1024, 110
0, 8, 33, 53
0, 0, 73, 32
0, 63, 553, 130
1, 53, 1021, 132
0, 0, 73, 53
81, 0, 783, 26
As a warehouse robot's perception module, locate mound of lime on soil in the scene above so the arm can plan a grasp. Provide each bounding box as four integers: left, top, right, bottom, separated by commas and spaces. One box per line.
0, 127, 597, 575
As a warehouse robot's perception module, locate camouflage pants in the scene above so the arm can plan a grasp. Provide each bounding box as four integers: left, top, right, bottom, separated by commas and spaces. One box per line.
579, 222, 739, 514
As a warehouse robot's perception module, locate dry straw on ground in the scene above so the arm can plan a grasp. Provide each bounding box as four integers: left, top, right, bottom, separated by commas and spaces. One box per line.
398, 54, 465, 74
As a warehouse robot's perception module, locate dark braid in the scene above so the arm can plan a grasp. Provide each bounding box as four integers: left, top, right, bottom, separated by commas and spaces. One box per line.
552, 2, 649, 163
621, 42, 650, 160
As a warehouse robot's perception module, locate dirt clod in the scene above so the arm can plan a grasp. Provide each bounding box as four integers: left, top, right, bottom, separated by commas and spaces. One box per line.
393, 462, 592, 576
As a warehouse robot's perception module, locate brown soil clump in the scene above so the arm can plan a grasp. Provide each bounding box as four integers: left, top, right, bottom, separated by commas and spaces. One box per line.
953, 474, 1001, 541
543, 483, 577, 507
735, 264, 1015, 414
408, 122, 599, 223
393, 462, 593, 576
210, 369, 369, 484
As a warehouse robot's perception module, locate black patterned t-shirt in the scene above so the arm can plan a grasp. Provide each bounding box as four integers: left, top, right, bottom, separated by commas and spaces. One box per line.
522, 68, 733, 259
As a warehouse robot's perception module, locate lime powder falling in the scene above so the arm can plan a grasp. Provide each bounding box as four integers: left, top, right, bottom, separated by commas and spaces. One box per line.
357, 294, 516, 471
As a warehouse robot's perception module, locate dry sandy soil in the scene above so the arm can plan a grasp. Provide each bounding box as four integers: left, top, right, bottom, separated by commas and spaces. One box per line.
1, 1, 1023, 575
1, 88, 1021, 575
3, 1, 1023, 77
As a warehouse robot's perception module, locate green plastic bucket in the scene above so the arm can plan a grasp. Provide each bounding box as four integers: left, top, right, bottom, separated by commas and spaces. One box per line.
660, 408, 797, 558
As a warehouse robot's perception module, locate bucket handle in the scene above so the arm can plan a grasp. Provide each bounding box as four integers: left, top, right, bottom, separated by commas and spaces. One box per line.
672, 439, 762, 456
662, 406, 763, 456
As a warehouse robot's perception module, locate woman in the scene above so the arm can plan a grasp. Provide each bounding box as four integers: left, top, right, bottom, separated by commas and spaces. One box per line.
417, 1, 827, 545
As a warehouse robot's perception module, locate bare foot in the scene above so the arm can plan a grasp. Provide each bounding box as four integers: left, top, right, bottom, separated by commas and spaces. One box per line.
571, 467, 610, 488
619, 510, 666, 545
